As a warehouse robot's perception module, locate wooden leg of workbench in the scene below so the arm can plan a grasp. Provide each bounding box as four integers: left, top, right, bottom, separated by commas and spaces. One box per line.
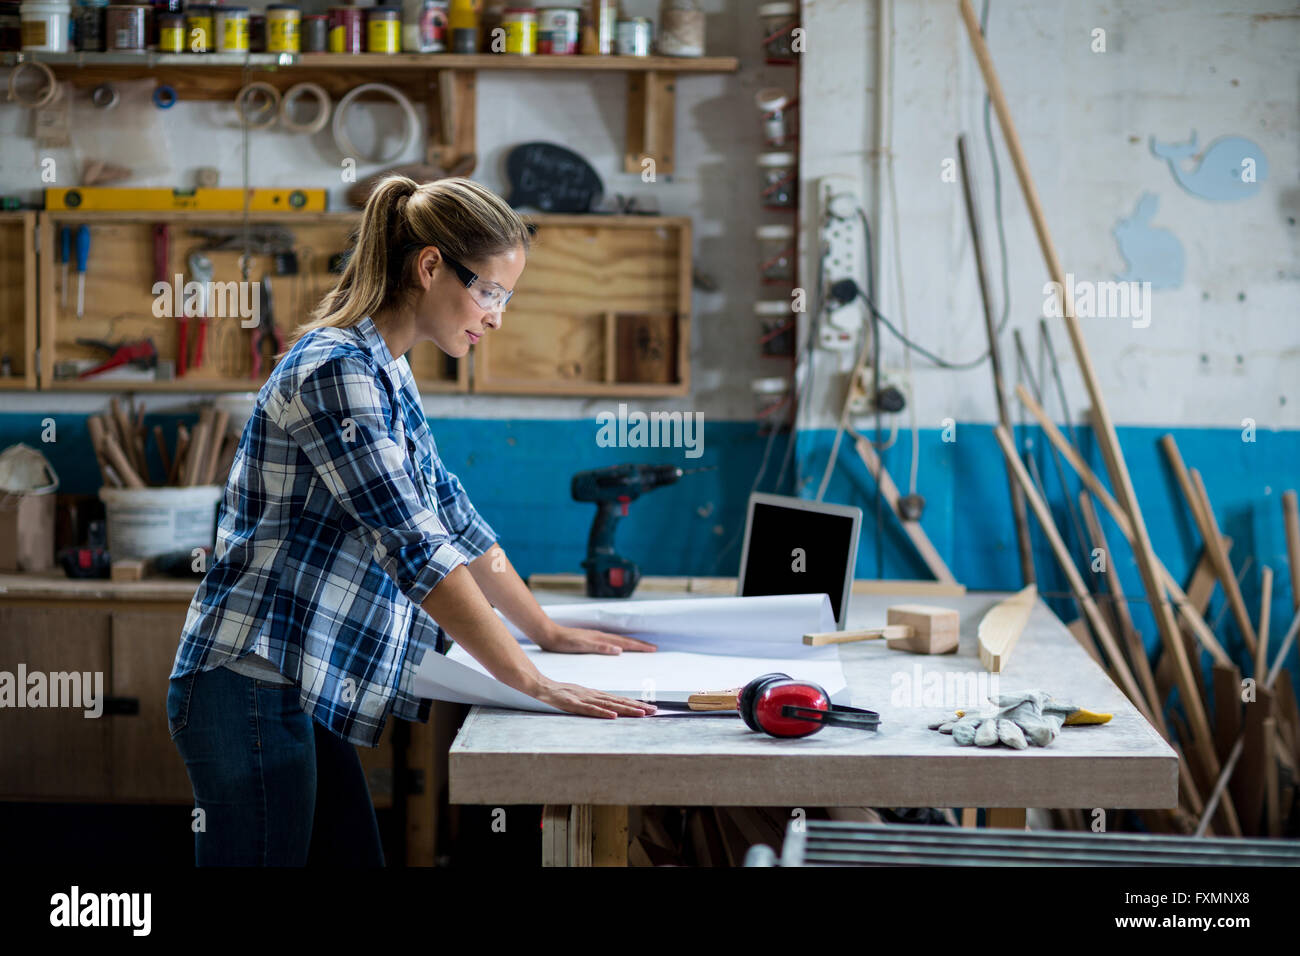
592, 805, 629, 866
985, 807, 1028, 829
405, 712, 438, 866
960, 808, 979, 827
540, 805, 627, 866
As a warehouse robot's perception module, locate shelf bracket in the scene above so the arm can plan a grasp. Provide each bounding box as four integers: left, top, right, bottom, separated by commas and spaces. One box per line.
625, 71, 675, 177
426, 69, 477, 173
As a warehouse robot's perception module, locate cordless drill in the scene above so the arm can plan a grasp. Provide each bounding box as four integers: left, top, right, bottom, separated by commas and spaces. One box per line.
571, 463, 687, 598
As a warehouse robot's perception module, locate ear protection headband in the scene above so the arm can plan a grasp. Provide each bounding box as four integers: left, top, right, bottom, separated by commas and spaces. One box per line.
739, 672, 881, 739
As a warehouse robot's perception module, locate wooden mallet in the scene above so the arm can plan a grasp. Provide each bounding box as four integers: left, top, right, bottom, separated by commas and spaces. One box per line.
803, 604, 960, 655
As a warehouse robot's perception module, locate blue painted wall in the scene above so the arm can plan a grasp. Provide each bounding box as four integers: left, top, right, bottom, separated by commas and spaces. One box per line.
2, 412, 1295, 683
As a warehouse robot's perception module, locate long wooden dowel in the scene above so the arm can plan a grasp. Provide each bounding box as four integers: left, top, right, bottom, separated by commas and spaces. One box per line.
958, 0, 1217, 799
956, 133, 1034, 588
993, 425, 1154, 725
1189, 466, 1259, 657
1257, 567, 1272, 681
1078, 491, 1166, 736
1283, 491, 1300, 613
1016, 385, 1232, 667
853, 435, 958, 584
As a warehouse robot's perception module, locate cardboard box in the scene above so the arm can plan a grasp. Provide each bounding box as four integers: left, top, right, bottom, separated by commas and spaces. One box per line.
0, 491, 56, 572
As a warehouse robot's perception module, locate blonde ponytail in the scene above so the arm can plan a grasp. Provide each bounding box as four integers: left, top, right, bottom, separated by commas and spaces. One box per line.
283, 176, 531, 352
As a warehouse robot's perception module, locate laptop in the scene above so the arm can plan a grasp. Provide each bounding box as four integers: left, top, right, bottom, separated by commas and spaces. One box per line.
736, 492, 863, 630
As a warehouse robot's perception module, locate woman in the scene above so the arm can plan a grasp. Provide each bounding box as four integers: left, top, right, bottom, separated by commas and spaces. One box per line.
167, 175, 657, 867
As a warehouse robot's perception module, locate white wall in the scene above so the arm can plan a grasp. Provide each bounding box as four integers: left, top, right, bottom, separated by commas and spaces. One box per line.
799, 0, 1299, 431
0, 0, 790, 421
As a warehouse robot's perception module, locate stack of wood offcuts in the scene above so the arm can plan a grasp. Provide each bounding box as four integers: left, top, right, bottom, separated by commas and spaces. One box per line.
87, 396, 234, 489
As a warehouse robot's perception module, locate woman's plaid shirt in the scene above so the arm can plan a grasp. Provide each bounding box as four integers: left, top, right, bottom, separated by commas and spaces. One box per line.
170, 315, 498, 747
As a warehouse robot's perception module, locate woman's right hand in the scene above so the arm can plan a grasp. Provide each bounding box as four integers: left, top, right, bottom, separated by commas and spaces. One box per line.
531, 676, 658, 718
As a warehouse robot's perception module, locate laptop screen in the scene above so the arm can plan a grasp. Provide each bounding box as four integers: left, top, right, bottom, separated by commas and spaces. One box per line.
738, 496, 860, 628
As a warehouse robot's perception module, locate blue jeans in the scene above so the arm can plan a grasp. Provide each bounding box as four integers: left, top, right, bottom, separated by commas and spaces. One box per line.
167, 665, 384, 866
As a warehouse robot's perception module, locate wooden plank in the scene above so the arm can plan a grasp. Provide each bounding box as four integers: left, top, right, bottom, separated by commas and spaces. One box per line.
624, 71, 676, 175
977, 584, 1036, 672
1257, 566, 1273, 680
853, 435, 958, 584
1183, 462, 1259, 656
591, 805, 628, 867
1213, 662, 1243, 766
985, 808, 1027, 830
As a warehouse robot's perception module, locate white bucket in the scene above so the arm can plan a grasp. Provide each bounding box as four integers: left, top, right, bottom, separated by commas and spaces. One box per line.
99, 485, 223, 560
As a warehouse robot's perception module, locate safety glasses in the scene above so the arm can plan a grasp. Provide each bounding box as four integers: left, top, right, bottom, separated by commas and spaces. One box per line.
440, 251, 514, 313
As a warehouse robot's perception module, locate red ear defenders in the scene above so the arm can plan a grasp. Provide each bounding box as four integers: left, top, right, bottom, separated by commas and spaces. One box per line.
739, 672, 881, 738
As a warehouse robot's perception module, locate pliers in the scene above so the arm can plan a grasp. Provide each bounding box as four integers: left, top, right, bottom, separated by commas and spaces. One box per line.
249, 276, 284, 380
75, 338, 158, 380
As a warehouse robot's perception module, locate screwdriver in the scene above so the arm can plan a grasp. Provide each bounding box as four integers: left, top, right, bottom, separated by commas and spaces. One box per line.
60, 226, 71, 310
75, 224, 90, 320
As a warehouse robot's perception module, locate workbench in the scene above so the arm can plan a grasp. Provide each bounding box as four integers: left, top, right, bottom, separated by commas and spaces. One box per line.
450, 589, 1180, 866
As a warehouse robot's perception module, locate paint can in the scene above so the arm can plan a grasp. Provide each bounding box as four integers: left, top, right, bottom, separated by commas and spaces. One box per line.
502, 6, 533, 54
0, 1, 23, 51
328, 5, 361, 52
72, 1, 106, 52
579, 0, 614, 54
658, 0, 703, 57
266, 4, 299, 52
365, 5, 400, 52
401, 0, 445, 53
214, 4, 248, 52
302, 12, 327, 51
156, 8, 184, 51
615, 16, 650, 56
184, 4, 212, 52
19, 0, 69, 51
537, 6, 576, 54
104, 4, 147, 52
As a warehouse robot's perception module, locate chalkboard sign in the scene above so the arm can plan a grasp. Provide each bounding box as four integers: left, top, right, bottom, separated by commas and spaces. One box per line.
505, 142, 604, 213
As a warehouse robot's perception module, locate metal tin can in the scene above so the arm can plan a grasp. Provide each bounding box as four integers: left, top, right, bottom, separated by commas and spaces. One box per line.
105, 4, 147, 52
73, 3, 105, 51
501, 6, 533, 54
249, 13, 264, 51
302, 12, 326, 51
185, 4, 212, 52
328, 5, 361, 52
401, 0, 444, 52
215, 4, 248, 52
366, 5, 399, 52
266, 4, 299, 52
580, 0, 614, 54
537, 6, 576, 54
615, 17, 650, 56
157, 9, 184, 50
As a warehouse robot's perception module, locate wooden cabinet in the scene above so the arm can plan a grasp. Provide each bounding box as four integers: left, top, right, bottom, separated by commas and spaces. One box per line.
0, 212, 37, 390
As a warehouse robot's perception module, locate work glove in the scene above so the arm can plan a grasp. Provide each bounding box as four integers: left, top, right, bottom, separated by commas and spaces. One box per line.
927, 690, 1109, 750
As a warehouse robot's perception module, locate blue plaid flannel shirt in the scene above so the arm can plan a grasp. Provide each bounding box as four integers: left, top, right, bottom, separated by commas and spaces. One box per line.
170, 315, 498, 748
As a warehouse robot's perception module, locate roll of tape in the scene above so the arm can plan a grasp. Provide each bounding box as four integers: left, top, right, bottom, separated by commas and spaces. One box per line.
235, 81, 281, 130
278, 82, 331, 136
7, 61, 59, 110
152, 84, 177, 109
331, 82, 418, 164
92, 84, 119, 110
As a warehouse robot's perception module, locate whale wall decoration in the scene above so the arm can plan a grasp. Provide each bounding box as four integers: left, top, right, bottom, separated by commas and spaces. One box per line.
1149, 131, 1268, 201
1114, 192, 1185, 290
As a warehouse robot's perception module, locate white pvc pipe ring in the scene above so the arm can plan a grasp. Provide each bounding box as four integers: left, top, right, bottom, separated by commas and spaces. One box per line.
278, 81, 331, 135
331, 82, 418, 165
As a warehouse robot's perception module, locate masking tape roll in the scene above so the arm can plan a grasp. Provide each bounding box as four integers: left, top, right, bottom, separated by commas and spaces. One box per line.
278, 82, 331, 135
331, 82, 418, 164
7, 61, 59, 110
235, 81, 281, 130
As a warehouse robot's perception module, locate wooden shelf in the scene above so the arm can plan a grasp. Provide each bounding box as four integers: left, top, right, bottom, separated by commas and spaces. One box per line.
3, 51, 739, 73
25, 210, 692, 397
7, 49, 737, 176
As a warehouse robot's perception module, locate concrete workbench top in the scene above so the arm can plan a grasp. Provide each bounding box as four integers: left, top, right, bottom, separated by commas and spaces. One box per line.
449, 590, 1179, 810
0, 570, 200, 602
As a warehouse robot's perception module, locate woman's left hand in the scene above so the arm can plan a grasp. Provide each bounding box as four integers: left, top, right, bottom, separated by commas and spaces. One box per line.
533, 624, 657, 655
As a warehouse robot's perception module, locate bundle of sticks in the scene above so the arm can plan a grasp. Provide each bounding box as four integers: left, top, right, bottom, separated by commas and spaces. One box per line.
88, 396, 236, 489
948, 0, 1299, 838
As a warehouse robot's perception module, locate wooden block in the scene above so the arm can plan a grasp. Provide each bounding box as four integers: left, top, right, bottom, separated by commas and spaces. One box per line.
880, 604, 959, 655
978, 584, 1036, 672
109, 558, 144, 581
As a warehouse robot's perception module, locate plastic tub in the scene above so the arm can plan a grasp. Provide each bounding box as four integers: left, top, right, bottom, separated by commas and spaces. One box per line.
99, 485, 223, 559
20, 0, 71, 52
